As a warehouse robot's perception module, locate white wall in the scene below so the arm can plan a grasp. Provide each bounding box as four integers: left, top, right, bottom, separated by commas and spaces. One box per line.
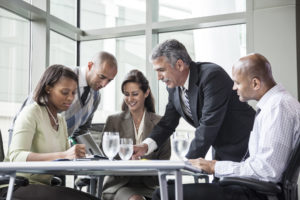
251, 0, 298, 99
251, 0, 300, 197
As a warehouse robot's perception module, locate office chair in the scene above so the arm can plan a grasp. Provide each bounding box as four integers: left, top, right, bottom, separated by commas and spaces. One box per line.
219, 136, 300, 200
0, 130, 4, 162
0, 129, 29, 187
1, 129, 61, 187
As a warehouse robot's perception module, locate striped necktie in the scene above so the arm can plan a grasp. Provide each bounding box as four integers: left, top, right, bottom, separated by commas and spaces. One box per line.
180, 86, 192, 119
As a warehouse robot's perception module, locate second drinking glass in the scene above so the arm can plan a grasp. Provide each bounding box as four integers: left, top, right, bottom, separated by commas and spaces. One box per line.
119, 138, 133, 160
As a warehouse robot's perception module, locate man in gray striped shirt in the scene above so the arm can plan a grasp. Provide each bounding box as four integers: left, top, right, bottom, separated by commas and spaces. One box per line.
152, 53, 300, 200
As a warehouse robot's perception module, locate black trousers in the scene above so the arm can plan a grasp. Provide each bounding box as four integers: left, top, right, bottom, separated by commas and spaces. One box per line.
152, 183, 268, 200
0, 184, 99, 200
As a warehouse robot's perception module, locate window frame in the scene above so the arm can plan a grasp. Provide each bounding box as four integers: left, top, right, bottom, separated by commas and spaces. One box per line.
0, 0, 252, 113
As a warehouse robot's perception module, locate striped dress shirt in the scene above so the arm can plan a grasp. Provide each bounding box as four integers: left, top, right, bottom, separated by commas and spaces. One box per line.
63, 66, 101, 136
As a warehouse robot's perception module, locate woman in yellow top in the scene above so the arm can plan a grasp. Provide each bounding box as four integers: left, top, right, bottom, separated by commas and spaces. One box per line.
0, 65, 98, 200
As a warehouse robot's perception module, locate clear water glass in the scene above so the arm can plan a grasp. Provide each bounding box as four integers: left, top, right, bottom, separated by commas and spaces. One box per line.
102, 132, 120, 161
119, 138, 133, 160
172, 132, 190, 160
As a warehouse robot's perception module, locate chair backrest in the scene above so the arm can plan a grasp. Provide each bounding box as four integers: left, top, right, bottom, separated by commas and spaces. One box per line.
280, 136, 300, 200
0, 130, 5, 162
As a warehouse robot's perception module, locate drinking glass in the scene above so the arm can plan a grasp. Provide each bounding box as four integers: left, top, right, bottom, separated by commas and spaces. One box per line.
102, 132, 120, 161
172, 132, 190, 160
119, 138, 133, 160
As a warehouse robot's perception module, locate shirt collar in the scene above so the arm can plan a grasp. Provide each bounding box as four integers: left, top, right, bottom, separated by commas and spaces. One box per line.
256, 84, 283, 110
183, 70, 190, 90
79, 66, 88, 88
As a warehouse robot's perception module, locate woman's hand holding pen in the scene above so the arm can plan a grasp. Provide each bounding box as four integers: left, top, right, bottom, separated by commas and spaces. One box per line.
64, 144, 86, 159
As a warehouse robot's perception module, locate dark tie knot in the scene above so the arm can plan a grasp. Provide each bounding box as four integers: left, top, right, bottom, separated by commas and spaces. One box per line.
84, 86, 90, 92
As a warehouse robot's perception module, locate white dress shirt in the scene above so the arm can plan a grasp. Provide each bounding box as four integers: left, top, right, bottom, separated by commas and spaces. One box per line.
143, 71, 190, 155
133, 111, 146, 145
215, 84, 300, 183
79, 66, 89, 94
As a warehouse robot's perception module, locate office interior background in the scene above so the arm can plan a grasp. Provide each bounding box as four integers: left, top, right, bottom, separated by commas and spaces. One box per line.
0, 0, 299, 186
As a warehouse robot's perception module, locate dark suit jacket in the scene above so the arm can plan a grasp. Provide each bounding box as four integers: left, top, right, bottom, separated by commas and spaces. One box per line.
102, 110, 171, 194
150, 61, 255, 161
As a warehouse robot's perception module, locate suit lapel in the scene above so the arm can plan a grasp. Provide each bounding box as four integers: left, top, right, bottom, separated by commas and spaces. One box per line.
187, 62, 200, 126
120, 111, 136, 144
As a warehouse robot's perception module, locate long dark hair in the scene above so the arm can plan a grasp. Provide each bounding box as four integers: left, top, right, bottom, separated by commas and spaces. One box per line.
121, 69, 155, 113
34, 64, 78, 106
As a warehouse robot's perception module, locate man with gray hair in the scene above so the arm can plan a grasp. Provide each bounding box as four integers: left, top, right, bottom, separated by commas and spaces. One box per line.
133, 39, 255, 163
152, 53, 300, 200
9, 51, 118, 140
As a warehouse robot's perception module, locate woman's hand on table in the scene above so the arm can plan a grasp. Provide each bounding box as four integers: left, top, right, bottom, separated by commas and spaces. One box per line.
64, 144, 86, 159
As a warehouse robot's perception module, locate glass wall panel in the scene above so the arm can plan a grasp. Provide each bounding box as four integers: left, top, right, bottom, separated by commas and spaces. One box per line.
159, 0, 246, 22
0, 0, 249, 182
81, 0, 145, 29
49, 31, 76, 67
81, 35, 145, 123
0, 8, 30, 151
157, 24, 246, 122
50, 0, 77, 26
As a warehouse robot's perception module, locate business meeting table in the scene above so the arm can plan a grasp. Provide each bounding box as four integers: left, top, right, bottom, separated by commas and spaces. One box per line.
0, 160, 203, 200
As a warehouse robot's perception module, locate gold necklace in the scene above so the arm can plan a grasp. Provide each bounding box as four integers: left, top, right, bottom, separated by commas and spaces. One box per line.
134, 121, 140, 132
45, 105, 59, 126
133, 116, 143, 132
